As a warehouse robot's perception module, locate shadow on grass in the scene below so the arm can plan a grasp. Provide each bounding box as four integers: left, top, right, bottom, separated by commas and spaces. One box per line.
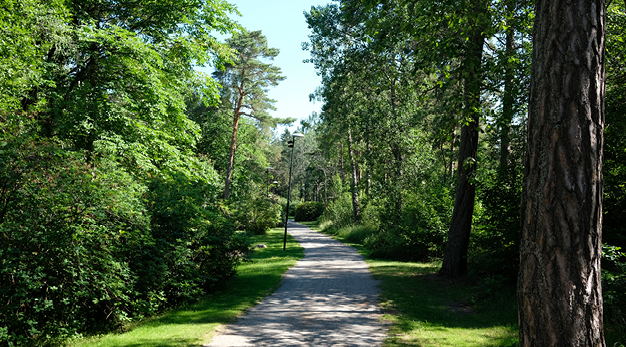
370, 262, 519, 347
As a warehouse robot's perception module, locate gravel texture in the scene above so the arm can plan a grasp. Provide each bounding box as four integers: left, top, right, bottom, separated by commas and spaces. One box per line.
206, 221, 389, 347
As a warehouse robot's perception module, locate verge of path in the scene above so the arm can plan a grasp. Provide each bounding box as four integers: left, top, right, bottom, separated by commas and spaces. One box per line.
206, 220, 389, 347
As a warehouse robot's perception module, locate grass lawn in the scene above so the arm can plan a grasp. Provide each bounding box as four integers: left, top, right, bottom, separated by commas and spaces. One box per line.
66, 227, 304, 347
299, 221, 519, 347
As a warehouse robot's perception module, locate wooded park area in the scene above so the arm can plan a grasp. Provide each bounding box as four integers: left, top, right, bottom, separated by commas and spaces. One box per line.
1, 0, 625, 345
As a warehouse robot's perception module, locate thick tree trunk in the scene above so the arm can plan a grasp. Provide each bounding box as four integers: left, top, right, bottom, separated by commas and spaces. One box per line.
518, 0, 606, 346
439, 20, 485, 279
223, 113, 241, 200
347, 127, 361, 224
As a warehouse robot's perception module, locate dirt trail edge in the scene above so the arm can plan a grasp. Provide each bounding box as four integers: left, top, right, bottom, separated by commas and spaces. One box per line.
206, 221, 389, 347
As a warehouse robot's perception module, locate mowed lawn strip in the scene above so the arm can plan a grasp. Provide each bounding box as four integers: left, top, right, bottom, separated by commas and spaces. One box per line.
66, 228, 304, 347
299, 221, 519, 347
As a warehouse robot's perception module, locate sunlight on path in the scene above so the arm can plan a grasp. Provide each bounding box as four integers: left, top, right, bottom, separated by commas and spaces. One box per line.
206, 221, 388, 347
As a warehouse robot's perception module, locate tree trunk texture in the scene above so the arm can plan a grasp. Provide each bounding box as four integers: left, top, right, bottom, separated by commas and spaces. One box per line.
223, 113, 241, 199
439, 18, 485, 279
348, 127, 361, 223
518, 0, 606, 345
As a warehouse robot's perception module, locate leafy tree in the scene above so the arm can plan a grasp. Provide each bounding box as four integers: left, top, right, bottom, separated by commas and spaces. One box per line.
214, 30, 294, 199
517, 0, 606, 344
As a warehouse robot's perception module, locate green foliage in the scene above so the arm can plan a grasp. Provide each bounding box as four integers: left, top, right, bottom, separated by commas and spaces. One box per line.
320, 193, 354, 229
602, 245, 626, 343
294, 201, 325, 222
363, 185, 451, 262
0, 117, 251, 345
231, 196, 283, 235
0, 119, 152, 344
65, 227, 304, 347
336, 225, 377, 244
468, 177, 522, 280
146, 171, 252, 303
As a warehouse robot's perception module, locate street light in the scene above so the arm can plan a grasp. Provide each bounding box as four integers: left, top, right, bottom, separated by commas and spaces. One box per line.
266, 167, 273, 197
283, 131, 305, 251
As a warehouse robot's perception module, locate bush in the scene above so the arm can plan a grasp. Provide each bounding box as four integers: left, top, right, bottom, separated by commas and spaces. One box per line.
0, 119, 252, 345
232, 195, 282, 235
320, 193, 354, 228
0, 140, 152, 345
468, 178, 522, 280
294, 201, 325, 222
365, 190, 449, 262
602, 245, 626, 342
336, 224, 377, 244
146, 172, 252, 303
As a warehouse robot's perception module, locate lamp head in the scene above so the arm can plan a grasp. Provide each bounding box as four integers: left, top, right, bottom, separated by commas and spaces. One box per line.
292, 132, 305, 138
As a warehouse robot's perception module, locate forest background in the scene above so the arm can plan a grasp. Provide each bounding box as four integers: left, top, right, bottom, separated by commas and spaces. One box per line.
0, 0, 625, 345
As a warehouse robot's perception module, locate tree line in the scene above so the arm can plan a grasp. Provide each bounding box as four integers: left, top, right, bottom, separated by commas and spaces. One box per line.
0, 0, 293, 345
300, 0, 625, 344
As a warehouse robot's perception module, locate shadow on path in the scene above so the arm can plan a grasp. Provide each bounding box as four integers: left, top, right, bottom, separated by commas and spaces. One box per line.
206, 221, 388, 347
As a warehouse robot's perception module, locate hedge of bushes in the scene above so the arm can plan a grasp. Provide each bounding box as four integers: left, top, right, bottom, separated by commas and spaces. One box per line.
0, 130, 251, 345
294, 201, 325, 222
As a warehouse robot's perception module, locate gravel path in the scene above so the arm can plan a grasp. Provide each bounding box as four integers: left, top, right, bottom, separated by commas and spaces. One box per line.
206, 221, 388, 347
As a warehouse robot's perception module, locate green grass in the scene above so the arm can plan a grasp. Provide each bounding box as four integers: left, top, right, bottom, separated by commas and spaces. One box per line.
302, 220, 519, 347
65, 228, 304, 347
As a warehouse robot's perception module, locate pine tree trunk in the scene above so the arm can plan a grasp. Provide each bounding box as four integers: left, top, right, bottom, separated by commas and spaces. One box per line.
223, 113, 241, 200
439, 18, 485, 279
347, 127, 361, 224
518, 0, 606, 345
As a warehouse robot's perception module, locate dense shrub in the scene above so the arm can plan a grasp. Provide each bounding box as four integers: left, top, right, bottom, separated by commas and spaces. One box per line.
365, 192, 449, 262
0, 120, 251, 345
0, 138, 152, 345
468, 181, 521, 280
232, 195, 282, 235
602, 245, 626, 341
146, 172, 252, 303
294, 201, 324, 222
320, 193, 354, 228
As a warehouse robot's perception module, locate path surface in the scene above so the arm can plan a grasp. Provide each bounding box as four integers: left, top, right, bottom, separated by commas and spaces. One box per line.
206, 221, 388, 347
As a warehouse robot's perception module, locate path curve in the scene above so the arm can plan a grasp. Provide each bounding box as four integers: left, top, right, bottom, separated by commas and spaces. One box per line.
206, 221, 388, 347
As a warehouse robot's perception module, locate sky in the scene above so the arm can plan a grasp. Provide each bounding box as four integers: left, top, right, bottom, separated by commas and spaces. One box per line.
204, 0, 331, 133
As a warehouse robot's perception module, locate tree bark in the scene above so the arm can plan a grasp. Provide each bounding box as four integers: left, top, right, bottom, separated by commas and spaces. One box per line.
518, 0, 606, 345
347, 126, 361, 223
439, 14, 485, 279
223, 112, 241, 200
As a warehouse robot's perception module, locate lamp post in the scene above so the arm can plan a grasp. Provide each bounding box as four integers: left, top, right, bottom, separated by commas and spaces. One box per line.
266, 167, 273, 197
271, 180, 278, 195
284, 131, 305, 251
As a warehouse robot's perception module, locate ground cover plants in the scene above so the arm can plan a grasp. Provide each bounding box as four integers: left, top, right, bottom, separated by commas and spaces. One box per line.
65, 228, 304, 347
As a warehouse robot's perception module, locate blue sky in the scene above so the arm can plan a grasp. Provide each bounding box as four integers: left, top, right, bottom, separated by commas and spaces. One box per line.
207, 0, 331, 133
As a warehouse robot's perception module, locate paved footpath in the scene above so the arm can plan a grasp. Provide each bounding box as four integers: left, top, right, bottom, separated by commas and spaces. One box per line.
206, 221, 389, 347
